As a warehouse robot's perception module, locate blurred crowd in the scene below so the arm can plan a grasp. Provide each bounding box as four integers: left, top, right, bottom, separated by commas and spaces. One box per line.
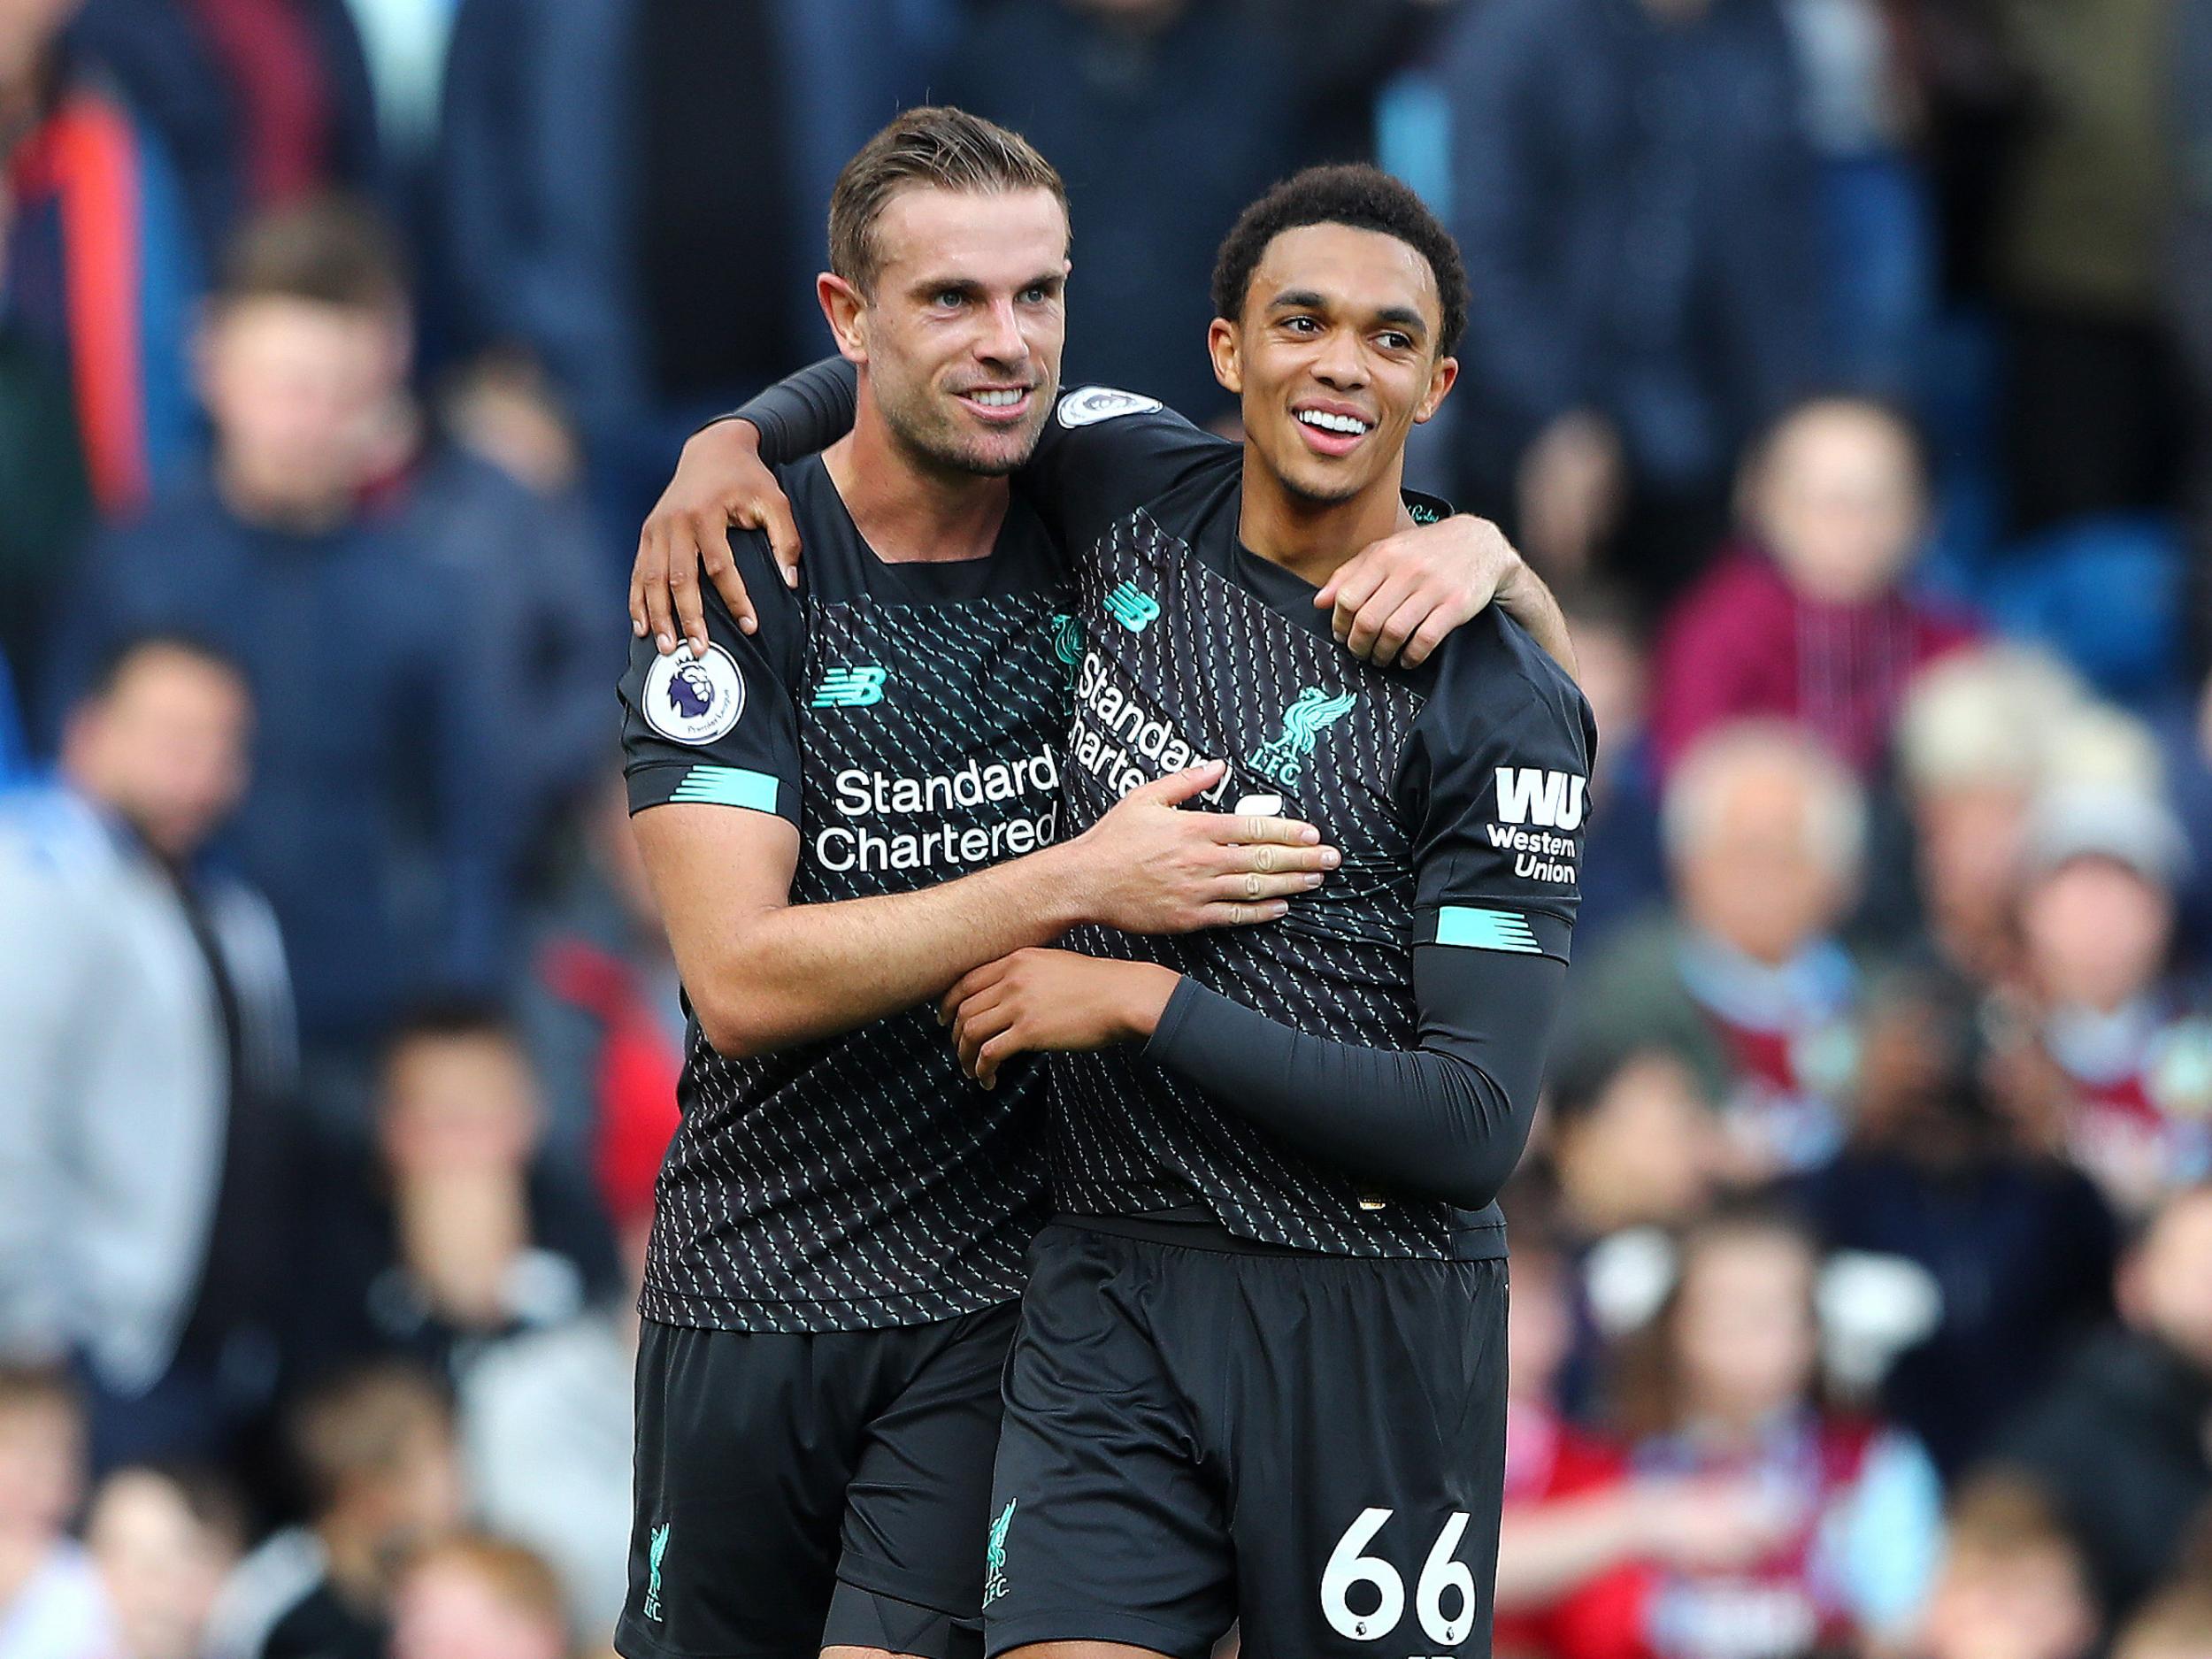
2, 2, 2210, 1658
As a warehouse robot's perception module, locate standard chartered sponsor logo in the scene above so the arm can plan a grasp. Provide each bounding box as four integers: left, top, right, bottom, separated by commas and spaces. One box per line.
1071, 650, 1232, 803
813, 749, 1059, 874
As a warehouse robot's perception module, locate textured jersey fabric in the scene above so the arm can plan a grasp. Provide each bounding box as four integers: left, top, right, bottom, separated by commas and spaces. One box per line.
619, 457, 1065, 1333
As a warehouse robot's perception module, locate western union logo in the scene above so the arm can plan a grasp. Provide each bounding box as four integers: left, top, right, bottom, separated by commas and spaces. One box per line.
811, 665, 887, 708
1435, 906, 1542, 954
670, 765, 778, 812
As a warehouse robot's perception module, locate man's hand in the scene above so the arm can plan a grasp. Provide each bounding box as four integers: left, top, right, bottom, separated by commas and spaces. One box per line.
1060, 760, 1340, 933
1315, 513, 1579, 678
1517, 410, 1623, 578
631, 419, 801, 655
942, 949, 1180, 1088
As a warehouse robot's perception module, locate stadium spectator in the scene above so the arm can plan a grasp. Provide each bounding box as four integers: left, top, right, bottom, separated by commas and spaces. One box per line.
50, 197, 529, 1123
1495, 1229, 1785, 1659
1544, 1042, 1736, 1246
1610, 1205, 1945, 1659
1437, 0, 1828, 603
0, 295, 92, 718
2012, 785, 2210, 1214
1911, 1475, 2100, 1659
0, 634, 296, 1472
0, 1365, 118, 1657
388, 1534, 570, 1659
1562, 585, 1669, 949
86, 1464, 250, 1659
292, 1001, 618, 1385
517, 767, 681, 1199
65, 0, 383, 267
1652, 397, 1977, 779
1794, 973, 2120, 1474
1999, 1184, 2212, 1619
205, 1362, 461, 1659
1571, 722, 1868, 1176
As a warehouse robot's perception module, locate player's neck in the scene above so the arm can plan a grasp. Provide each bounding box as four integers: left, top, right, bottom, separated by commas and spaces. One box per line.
825, 398, 1010, 565
1235, 448, 1407, 590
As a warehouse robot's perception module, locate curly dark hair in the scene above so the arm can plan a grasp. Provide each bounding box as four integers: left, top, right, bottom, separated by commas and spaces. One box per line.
1210, 165, 1468, 357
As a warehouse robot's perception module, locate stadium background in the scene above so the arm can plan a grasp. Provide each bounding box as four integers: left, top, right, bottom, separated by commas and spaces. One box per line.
4, 0, 2212, 1656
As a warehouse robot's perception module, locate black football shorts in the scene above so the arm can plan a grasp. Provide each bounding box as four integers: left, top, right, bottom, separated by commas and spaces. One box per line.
617, 1301, 1018, 1659
981, 1221, 1509, 1659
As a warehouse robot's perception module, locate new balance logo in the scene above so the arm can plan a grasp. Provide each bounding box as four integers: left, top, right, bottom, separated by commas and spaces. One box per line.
1104, 581, 1160, 633
810, 665, 887, 709
1494, 767, 1586, 830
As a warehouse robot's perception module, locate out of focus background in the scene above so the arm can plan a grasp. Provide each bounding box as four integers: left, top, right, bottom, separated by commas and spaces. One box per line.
3, 1, 2211, 1657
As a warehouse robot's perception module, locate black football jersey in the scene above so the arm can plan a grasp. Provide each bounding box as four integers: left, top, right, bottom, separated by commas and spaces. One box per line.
1018, 391, 1595, 1256
619, 457, 1068, 1332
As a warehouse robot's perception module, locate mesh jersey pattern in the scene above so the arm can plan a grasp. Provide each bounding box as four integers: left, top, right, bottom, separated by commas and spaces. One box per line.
642, 588, 1065, 1331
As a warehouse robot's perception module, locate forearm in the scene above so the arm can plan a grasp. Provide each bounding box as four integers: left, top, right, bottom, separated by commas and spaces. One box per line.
1494, 1493, 1650, 1610
1497, 561, 1579, 681
693, 842, 1094, 1056
711, 357, 858, 463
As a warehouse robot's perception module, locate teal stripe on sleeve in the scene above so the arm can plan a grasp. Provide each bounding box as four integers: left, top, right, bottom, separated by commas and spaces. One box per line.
668, 765, 780, 813
1434, 906, 1544, 954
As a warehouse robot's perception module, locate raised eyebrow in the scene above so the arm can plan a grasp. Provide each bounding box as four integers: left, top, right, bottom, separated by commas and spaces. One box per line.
1266, 288, 1331, 313
1021, 272, 1066, 294
910, 275, 984, 301
1372, 306, 1430, 338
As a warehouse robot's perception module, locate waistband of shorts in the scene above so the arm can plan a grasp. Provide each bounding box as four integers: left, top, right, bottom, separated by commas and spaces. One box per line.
1046, 1210, 1506, 1261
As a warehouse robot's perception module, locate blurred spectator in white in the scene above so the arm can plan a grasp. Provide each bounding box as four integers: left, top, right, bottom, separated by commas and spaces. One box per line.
1885, 644, 2087, 987
1573, 722, 1867, 1176
86, 1465, 249, 1659
1794, 972, 2119, 1475
1437, 0, 1828, 604
518, 767, 680, 1202
52, 198, 607, 1125
1998, 1184, 2212, 1621
1653, 397, 1978, 779
2111, 1582, 2212, 1659
293, 1002, 618, 1385
0, 0, 198, 709
2010, 785, 2210, 1214
0, 634, 296, 1472
389, 1534, 570, 1659
433, 0, 953, 524
1610, 1205, 1945, 1659
457, 1206, 645, 1646
1911, 1475, 2101, 1659
65, 0, 383, 263
0, 1366, 118, 1659
1562, 585, 1669, 950
207, 1362, 461, 1659
1494, 1226, 1786, 1659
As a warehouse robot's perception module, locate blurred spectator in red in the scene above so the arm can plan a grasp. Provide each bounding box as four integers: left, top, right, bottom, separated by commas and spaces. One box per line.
65, 0, 382, 268
1611, 1206, 1944, 1659
1910, 1475, 2100, 1659
1573, 723, 1867, 1176
0, 634, 297, 1474
2010, 785, 2211, 1214
206, 1362, 461, 1659
1653, 398, 1977, 779
1, 0, 198, 711
50, 198, 611, 1117
1496, 1230, 1786, 1659
2111, 1582, 2212, 1659
1562, 586, 1668, 951
294, 1002, 618, 1386
1793, 972, 2119, 1475
1998, 1184, 2212, 1621
518, 769, 680, 1200
1437, 0, 1828, 605
389, 1534, 569, 1659
86, 1464, 249, 1659
1885, 645, 2087, 988
0, 1365, 118, 1657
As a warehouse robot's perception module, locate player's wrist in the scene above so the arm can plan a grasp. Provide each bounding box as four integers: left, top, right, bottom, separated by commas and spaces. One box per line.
1110, 964, 1181, 1042
1018, 840, 1105, 933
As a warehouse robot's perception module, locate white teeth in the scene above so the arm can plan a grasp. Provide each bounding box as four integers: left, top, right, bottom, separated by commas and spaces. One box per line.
971, 389, 1025, 407
1297, 410, 1370, 435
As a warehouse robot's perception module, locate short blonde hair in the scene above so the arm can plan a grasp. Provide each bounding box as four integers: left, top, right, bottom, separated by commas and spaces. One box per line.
1661, 719, 1866, 883
827, 107, 1066, 293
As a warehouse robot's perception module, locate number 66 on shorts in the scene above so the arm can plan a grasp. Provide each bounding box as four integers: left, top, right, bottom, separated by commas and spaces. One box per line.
1321, 1508, 1479, 1647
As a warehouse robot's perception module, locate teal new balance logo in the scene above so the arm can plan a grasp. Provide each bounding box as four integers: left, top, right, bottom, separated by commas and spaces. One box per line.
643, 1523, 670, 1621
1104, 581, 1160, 633
982, 1499, 1017, 1607
1248, 687, 1357, 788
1436, 906, 1543, 954
810, 665, 887, 708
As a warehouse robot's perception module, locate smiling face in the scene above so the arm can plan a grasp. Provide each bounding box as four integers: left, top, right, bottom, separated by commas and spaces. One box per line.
823, 184, 1069, 479
1209, 222, 1455, 508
